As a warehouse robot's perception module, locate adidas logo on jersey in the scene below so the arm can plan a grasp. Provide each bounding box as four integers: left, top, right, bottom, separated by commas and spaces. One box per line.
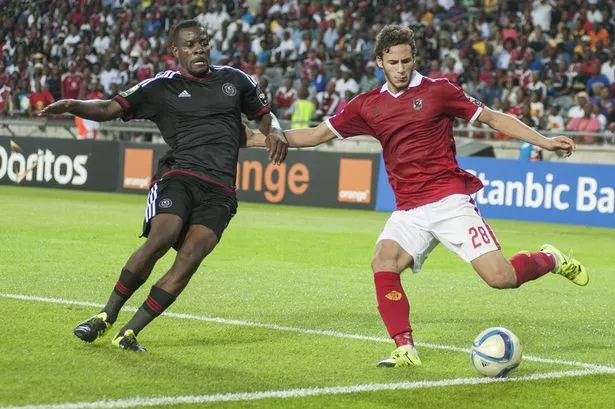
177, 90, 191, 98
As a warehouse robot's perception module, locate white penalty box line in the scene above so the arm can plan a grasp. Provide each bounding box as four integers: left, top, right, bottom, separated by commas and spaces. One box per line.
1, 293, 614, 409
1, 369, 613, 409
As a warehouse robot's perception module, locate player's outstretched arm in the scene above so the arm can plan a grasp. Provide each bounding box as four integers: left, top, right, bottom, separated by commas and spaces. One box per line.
243, 125, 267, 147
477, 107, 576, 158
245, 121, 336, 149
37, 99, 125, 122
252, 112, 288, 164
283, 122, 336, 148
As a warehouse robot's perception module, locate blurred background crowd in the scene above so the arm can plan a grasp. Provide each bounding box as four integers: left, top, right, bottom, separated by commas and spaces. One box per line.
1, 0, 615, 144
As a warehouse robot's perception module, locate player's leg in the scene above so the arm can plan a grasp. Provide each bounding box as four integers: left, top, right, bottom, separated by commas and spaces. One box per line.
73, 214, 183, 343
112, 224, 219, 352
432, 195, 587, 288
373, 210, 438, 367
112, 185, 236, 351
74, 180, 188, 343
472, 245, 588, 288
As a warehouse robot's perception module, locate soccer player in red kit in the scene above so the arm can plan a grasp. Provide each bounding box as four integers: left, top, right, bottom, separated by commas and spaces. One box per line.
250, 25, 589, 367
61, 61, 82, 100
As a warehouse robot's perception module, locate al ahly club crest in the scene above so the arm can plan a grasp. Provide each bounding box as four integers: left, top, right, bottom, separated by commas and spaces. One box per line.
412, 97, 423, 111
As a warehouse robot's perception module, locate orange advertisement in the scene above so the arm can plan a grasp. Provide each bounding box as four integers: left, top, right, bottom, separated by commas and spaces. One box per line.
123, 147, 153, 190
337, 158, 372, 204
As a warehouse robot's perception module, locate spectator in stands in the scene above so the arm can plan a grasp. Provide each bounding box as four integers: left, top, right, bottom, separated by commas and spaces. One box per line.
13, 77, 31, 115
594, 86, 615, 114
256, 39, 272, 64
545, 104, 565, 132
0, 75, 11, 116
566, 104, 601, 144
136, 56, 154, 82
592, 103, 607, 132
441, 56, 460, 83
531, 0, 553, 31
483, 73, 502, 106
359, 63, 381, 92
427, 60, 444, 79
30, 63, 47, 93
518, 141, 543, 161
568, 91, 589, 119
28, 80, 54, 117
273, 76, 298, 119
600, 49, 615, 84
277, 29, 298, 62
528, 71, 547, 100
63, 24, 82, 55
308, 64, 328, 93
502, 77, 522, 106
1, 0, 614, 144
334, 90, 353, 116
320, 17, 335, 47
93, 26, 111, 56
335, 65, 359, 97
314, 79, 340, 121
290, 86, 315, 128
586, 64, 610, 96
497, 37, 516, 70
462, 70, 485, 101
61, 61, 82, 100
303, 49, 322, 76
100, 61, 121, 97
529, 90, 545, 122
259, 76, 273, 108
85, 81, 104, 101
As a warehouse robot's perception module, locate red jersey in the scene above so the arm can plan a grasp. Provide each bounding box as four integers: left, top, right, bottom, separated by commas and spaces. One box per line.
29, 90, 54, 112
327, 72, 484, 210
61, 73, 83, 99
136, 64, 153, 82
0, 85, 10, 110
274, 86, 298, 109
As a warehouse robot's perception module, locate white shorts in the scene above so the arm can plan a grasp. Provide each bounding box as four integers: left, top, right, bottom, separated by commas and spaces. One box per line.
376, 194, 501, 272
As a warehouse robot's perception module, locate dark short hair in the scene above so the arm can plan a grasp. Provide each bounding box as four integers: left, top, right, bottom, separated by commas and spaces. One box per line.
374, 25, 417, 59
169, 19, 204, 46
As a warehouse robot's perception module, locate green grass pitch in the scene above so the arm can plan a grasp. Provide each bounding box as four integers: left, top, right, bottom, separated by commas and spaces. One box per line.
1, 185, 614, 409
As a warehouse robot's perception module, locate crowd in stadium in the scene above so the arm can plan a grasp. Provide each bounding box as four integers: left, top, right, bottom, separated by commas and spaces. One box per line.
0, 0, 614, 143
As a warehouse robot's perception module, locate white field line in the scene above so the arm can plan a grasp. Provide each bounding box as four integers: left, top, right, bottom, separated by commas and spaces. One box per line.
2, 293, 614, 374
2, 368, 614, 409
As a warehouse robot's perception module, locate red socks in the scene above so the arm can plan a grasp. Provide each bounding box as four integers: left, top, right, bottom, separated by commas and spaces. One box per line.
374, 253, 554, 345
510, 251, 556, 287
374, 272, 413, 345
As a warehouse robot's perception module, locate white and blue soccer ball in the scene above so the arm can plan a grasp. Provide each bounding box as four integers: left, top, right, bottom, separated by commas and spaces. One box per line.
471, 327, 522, 378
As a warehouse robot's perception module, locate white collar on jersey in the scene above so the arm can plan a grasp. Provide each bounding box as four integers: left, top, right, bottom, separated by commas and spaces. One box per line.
380, 71, 424, 98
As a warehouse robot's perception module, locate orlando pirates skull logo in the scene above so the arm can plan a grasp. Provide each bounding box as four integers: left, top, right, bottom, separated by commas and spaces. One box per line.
222, 83, 237, 96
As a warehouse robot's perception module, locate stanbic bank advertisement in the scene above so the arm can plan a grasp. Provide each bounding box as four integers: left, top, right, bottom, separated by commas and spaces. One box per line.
376, 156, 615, 228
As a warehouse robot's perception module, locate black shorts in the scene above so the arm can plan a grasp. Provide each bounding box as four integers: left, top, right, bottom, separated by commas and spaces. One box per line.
141, 174, 237, 248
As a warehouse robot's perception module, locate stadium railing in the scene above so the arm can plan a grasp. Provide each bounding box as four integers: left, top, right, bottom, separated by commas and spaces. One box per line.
1, 116, 614, 162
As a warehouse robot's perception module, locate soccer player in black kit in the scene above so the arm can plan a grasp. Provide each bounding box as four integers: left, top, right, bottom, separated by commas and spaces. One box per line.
39, 20, 288, 352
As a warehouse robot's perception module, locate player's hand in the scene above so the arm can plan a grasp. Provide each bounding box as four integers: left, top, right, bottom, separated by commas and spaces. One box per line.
266, 128, 288, 164
543, 136, 576, 158
37, 99, 72, 116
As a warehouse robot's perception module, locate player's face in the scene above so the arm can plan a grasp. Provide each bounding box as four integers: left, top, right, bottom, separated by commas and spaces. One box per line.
376, 44, 415, 93
173, 26, 211, 77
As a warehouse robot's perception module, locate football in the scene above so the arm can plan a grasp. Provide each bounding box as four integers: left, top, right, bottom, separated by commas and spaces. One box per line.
471, 327, 522, 378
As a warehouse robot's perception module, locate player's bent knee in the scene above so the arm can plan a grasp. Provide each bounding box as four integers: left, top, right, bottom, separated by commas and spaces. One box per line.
176, 246, 208, 268
372, 240, 411, 273
371, 258, 397, 273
